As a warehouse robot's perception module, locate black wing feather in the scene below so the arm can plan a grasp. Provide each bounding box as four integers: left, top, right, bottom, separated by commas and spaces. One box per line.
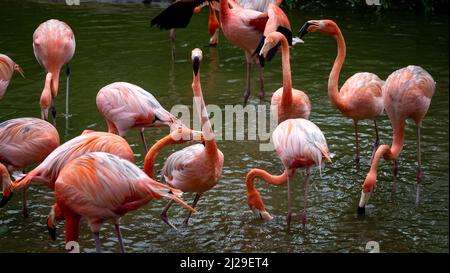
150, 0, 210, 30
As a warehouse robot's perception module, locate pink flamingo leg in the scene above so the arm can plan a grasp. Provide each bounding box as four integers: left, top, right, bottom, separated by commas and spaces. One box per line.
258, 65, 265, 101
370, 120, 380, 164
416, 126, 423, 205
160, 199, 177, 229
183, 193, 202, 226
92, 232, 102, 253
114, 224, 125, 253
65, 63, 70, 118
170, 29, 176, 61
353, 120, 360, 168
22, 187, 28, 218
393, 159, 399, 193
301, 168, 311, 228
286, 171, 293, 229
244, 62, 252, 104
139, 128, 148, 154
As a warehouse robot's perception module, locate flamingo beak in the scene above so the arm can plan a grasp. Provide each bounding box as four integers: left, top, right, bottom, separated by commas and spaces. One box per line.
357, 190, 371, 215
259, 41, 273, 59
193, 56, 200, 76
15, 65, 25, 79
298, 21, 318, 39
251, 208, 273, 221
47, 218, 56, 241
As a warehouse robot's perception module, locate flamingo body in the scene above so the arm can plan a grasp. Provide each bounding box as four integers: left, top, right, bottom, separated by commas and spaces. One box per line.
0, 54, 25, 98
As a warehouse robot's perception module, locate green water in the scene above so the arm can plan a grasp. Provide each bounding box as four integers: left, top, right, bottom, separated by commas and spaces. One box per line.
0, 0, 448, 253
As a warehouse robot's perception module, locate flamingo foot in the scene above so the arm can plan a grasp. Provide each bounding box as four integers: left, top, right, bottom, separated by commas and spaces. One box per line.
161, 212, 177, 230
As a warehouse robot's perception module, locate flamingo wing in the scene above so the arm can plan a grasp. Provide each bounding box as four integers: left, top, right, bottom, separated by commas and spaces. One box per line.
151, 0, 213, 30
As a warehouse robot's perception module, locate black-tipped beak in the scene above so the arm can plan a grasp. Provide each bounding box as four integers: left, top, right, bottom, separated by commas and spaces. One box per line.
0, 192, 13, 208
357, 206, 366, 215
193, 56, 200, 76
298, 22, 316, 39
47, 220, 56, 241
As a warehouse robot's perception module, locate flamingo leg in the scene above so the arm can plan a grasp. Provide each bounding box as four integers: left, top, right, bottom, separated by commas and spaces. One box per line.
183, 193, 202, 226
258, 64, 265, 102
353, 120, 360, 168
393, 159, 398, 193
243, 62, 252, 104
92, 232, 102, 253
139, 128, 148, 154
160, 199, 177, 229
416, 125, 423, 205
114, 224, 125, 253
170, 29, 176, 61
301, 168, 311, 228
65, 63, 70, 118
370, 120, 380, 164
22, 187, 28, 218
286, 171, 293, 229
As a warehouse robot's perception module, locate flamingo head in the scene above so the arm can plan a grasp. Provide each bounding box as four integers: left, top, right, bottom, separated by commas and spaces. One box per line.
40, 73, 53, 121
47, 204, 64, 241
246, 185, 273, 221
357, 171, 377, 215
259, 31, 285, 59
299, 19, 338, 38
170, 125, 204, 144
0, 163, 13, 209
14, 64, 25, 79
191, 48, 203, 76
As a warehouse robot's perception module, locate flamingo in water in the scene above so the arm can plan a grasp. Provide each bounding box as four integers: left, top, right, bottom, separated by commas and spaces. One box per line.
151, 0, 292, 103
33, 19, 75, 123
259, 31, 310, 123
158, 48, 224, 228
357, 65, 435, 214
46, 152, 195, 253
246, 118, 332, 227
0, 54, 25, 99
96, 82, 183, 153
0, 118, 60, 217
0, 131, 134, 213
299, 19, 385, 167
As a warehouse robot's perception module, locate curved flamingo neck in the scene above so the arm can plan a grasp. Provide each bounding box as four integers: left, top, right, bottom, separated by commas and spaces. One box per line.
246, 169, 288, 192
279, 36, 293, 106
192, 72, 218, 156
209, 5, 219, 34
328, 28, 346, 111
143, 134, 176, 178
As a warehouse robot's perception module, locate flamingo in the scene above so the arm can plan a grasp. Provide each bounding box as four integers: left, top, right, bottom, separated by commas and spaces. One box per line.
299, 19, 385, 166
159, 48, 224, 228
46, 152, 195, 253
357, 65, 435, 214
208, 4, 220, 46
33, 19, 75, 124
151, 0, 292, 103
259, 31, 310, 123
0, 131, 134, 212
246, 118, 332, 227
0, 54, 25, 99
0, 118, 60, 216
96, 82, 183, 153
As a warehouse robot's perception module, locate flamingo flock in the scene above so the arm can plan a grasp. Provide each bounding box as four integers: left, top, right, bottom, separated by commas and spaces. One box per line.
0, 0, 437, 253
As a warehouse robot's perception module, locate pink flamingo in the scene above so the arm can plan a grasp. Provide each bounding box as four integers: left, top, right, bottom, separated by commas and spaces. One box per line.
159, 48, 224, 228
0, 131, 134, 212
299, 19, 385, 166
246, 118, 332, 227
151, 0, 291, 103
357, 65, 435, 214
0, 118, 60, 216
208, 4, 220, 46
33, 19, 75, 123
259, 31, 311, 123
0, 54, 25, 99
46, 152, 195, 253
96, 82, 183, 153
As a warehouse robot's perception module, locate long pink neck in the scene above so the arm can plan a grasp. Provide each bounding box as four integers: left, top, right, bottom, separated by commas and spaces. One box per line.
328, 28, 346, 111
246, 169, 287, 211
192, 72, 218, 157
280, 36, 293, 106
369, 119, 405, 173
